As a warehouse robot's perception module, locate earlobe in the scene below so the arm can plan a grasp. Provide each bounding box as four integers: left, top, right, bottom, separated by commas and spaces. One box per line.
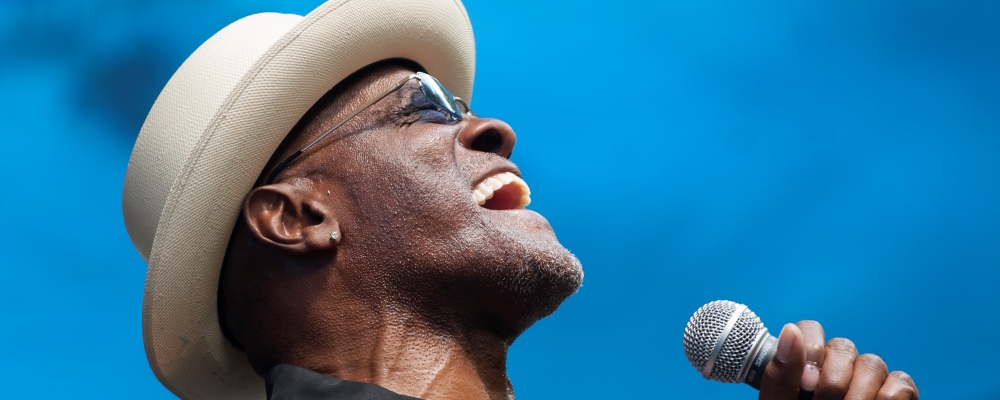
243, 182, 340, 254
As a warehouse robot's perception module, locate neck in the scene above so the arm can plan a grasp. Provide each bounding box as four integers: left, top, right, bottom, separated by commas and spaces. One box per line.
296, 306, 514, 400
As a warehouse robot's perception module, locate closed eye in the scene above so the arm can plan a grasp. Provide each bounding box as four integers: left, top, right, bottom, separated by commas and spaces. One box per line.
393, 91, 449, 125
414, 107, 449, 122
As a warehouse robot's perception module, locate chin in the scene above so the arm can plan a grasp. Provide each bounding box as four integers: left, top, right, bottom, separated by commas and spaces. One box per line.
374, 207, 583, 338
476, 233, 584, 339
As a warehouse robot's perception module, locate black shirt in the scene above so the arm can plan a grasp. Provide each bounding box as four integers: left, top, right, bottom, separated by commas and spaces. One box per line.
265, 364, 421, 400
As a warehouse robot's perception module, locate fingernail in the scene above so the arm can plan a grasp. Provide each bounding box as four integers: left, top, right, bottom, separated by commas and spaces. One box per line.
775, 324, 795, 363
800, 362, 819, 391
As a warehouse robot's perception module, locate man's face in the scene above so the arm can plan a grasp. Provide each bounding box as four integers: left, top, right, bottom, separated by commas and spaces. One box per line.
267, 63, 582, 337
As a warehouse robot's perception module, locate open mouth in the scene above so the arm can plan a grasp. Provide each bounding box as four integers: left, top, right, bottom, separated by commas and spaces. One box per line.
472, 171, 531, 210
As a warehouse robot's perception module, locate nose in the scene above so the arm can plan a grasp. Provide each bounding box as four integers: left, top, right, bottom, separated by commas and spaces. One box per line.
456, 117, 517, 159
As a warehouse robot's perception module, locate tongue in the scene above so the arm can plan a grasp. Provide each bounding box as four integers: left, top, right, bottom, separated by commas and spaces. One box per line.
483, 184, 521, 210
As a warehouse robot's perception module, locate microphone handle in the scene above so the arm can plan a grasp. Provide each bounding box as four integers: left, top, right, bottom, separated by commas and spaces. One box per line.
744, 333, 815, 400
743, 333, 778, 389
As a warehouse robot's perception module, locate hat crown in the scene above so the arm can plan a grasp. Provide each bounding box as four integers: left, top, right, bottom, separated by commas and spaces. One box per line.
119, 0, 475, 398
123, 12, 303, 261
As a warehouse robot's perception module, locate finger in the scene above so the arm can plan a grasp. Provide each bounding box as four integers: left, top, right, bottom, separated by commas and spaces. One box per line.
795, 320, 825, 393
814, 338, 857, 400
875, 371, 918, 400
845, 354, 888, 400
801, 362, 820, 392
796, 320, 826, 365
759, 324, 806, 400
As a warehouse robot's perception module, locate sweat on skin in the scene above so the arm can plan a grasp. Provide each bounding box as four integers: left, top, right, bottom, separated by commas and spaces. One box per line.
217, 61, 585, 400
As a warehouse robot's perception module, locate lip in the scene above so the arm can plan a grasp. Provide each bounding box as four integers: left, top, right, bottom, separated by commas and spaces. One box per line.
466, 158, 532, 210
481, 204, 559, 245
484, 206, 550, 224
466, 160, 558, 241
470, 160, 523, 189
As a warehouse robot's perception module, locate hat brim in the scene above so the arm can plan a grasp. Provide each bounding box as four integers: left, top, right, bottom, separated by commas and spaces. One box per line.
122, 0, 474, 398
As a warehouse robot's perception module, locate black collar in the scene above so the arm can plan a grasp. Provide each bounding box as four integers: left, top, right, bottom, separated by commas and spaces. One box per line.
265, 364, 421, 400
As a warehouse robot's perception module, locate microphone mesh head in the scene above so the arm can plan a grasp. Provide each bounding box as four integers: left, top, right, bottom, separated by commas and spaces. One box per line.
683, 300, 766, 383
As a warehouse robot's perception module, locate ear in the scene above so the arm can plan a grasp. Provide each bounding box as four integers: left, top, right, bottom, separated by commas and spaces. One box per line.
242, 181, 340, 254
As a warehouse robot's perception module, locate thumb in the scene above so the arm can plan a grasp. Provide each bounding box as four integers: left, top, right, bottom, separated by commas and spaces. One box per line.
759, 324, 806, 400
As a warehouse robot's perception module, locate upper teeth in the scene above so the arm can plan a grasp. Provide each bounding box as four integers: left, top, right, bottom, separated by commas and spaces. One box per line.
472, 171, 531, 208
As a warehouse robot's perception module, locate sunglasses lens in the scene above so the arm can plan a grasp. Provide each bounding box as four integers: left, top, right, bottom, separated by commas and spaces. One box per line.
416, 72, 463, 121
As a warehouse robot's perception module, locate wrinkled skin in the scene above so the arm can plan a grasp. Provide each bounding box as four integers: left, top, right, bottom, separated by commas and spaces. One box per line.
218, 61, 918, 400
219, 61, 583, 400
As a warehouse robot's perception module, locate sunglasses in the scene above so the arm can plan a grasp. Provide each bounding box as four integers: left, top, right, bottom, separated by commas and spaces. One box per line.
265, 71, 475, 185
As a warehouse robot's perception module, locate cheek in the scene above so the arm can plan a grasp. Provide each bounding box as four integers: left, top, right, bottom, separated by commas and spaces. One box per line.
395, 129, 466, 207
336, 133, 470, 240
408, 130, 455, 172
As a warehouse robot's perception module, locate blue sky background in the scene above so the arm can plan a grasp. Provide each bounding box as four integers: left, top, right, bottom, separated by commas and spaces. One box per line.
1, 0, 998, 398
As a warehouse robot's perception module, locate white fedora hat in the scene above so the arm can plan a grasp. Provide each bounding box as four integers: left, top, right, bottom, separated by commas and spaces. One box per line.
121, 0, 475, 398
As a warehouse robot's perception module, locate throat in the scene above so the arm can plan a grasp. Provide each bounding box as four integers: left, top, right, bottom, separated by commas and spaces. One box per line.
304, 313, 515, 400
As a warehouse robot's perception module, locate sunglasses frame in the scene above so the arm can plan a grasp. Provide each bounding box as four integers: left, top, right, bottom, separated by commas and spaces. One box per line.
264, 72, 473, 185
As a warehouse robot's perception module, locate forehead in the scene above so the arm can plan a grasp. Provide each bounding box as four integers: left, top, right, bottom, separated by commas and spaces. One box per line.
258, 62, 422, 185
297, 67, 422, 143
298, 66, 420, 141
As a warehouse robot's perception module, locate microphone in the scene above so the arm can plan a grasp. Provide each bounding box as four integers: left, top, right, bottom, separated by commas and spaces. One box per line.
683, 300, 779, 390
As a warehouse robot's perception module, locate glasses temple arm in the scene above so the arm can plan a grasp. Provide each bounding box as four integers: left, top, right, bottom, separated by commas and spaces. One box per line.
263, 74, 417, 185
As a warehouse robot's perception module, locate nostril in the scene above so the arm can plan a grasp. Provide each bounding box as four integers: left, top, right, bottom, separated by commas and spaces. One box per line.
470, 130, 505, 154
458, 118, 516, 158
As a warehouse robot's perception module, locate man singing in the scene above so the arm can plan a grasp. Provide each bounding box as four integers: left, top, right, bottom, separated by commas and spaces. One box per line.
122, 0, 917, 399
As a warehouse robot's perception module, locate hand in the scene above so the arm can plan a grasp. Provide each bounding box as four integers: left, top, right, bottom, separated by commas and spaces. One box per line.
758, 321, 919, 400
